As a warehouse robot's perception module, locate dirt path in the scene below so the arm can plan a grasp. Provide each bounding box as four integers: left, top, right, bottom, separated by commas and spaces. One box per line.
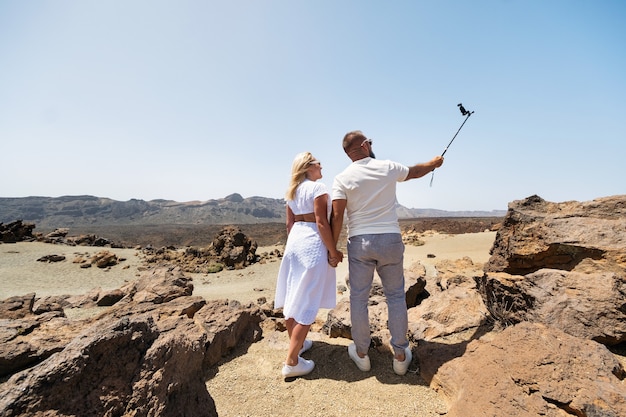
205, 330, 448, 417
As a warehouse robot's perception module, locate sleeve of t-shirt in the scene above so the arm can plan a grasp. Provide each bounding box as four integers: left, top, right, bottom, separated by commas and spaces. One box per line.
313, 182, 329, 199
390, 161, 410, 182
331, 177, 345, 201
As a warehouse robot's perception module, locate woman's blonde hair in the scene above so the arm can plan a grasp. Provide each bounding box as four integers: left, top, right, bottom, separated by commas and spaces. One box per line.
285, 151, 317, 201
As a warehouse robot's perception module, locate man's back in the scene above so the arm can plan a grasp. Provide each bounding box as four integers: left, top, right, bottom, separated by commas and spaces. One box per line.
332, 157, 408, 238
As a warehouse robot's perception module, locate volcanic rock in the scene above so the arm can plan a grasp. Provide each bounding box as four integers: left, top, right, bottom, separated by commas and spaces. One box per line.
478, 195, 626, 344
0, 266, 265, 416
428, 322, 626, 417
484, 194, 626, 275
0, 220, 35, 243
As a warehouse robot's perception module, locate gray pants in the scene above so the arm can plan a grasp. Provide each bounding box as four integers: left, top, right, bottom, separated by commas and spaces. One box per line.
347, 233, 409, 356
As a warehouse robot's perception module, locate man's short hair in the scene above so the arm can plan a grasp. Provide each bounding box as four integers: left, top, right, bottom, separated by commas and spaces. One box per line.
343, 130, 367, 152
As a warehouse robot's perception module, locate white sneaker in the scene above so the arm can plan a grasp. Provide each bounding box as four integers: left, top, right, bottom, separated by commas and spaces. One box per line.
348, 342, 371, 372
281, 357, 315, 378
393, 346, 412, 376
299, 339, 313, 355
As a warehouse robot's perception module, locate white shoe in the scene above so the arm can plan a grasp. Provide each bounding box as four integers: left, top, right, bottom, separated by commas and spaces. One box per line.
299, 339, 313, 355
348, 342, 371, 372
282, 357, 315, 378
393, 346, 412, 376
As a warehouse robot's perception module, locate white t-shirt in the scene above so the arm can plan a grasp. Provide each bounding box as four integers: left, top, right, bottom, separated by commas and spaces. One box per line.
288, 179, 330, 217
332, 157, 409, 237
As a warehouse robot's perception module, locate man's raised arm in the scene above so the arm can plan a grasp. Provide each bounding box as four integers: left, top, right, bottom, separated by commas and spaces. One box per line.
405, 156, 444, 180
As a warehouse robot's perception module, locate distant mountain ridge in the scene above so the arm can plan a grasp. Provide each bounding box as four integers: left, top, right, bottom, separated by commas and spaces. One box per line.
0, 194, 506, 230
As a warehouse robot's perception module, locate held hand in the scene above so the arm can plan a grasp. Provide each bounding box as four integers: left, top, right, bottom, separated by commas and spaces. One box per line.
432, 155, 444, 168
328, 250, 344, 268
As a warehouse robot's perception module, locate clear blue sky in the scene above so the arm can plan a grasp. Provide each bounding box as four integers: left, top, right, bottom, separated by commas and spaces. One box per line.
1, 1, 624, 211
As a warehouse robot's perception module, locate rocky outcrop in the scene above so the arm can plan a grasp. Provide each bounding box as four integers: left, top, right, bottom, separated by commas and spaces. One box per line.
40, 227, 120, 247
323, 194, 626, 417
479, 195, 626, 343
485, 194, 625, 275
0, 220, 35, 243
477, 269, 626, 344
0, 311, 217, 417
141, 225, 260, 273
0, 293, 38, 320
0, 294, 79, 378
0, 266, 265, 417
429, 322, 626, 417
208, 225, 259, 269
431, 195, 626, 416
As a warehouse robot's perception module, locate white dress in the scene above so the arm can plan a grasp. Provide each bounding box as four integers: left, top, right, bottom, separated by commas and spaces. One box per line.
274, 180, 337, 325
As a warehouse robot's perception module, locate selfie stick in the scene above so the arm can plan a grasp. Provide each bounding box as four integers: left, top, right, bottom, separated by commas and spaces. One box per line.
430, 103, 474, 187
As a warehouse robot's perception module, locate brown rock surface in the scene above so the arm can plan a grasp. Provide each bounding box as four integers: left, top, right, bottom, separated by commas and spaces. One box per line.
0, 220, 35, 243
478, 269, 626, 344
0, 293, 36, 320
0, 267, 265, 417
429, 322, 626, 417
485, 194, 626, 275
478, 195, 626, 344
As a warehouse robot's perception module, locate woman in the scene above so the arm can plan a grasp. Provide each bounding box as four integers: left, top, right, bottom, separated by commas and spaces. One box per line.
275, 151, 343, 378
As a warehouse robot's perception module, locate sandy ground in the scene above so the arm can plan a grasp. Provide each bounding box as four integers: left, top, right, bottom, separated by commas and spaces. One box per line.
0, 232, 495, 303
0, 232, 497, 417
0, 243, 146, 300
1, 232, 495, 303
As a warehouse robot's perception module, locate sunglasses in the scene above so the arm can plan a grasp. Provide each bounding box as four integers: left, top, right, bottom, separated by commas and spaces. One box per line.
361, 138, 373, 146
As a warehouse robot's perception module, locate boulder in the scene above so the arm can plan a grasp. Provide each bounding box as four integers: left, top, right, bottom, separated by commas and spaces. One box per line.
408, 284, 488, 341
0, 312, 75, 378
33, 296, 68, 315
477, 269, 626, 344
484, 194, 626, 275
90, 250, 119, 268
0, 293, 36, 319
322, 298, 352, 340
432, 256, 484, 291
208, 225, 258, 269
119, 265, 194, 304
195, 299, 264, 368
426, 322, 626, 417
0, 220, 35, 243
36, 254, 66, 263
0, 313, 217, 417
43, 228, 69, 242
96, 289, 125, 306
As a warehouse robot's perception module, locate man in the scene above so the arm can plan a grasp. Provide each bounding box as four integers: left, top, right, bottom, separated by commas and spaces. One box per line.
331, 130, 444, 375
